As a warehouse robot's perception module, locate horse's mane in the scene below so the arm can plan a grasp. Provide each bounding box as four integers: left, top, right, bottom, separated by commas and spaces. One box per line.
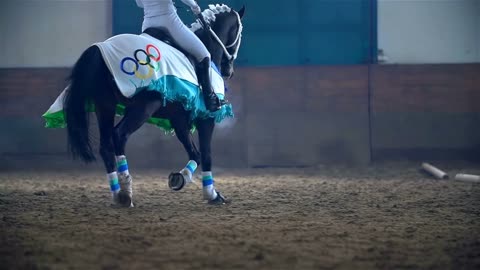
190, 4, 234, 32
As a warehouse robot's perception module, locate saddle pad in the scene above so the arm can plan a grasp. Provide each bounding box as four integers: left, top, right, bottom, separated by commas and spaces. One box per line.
95, 33, 225, 98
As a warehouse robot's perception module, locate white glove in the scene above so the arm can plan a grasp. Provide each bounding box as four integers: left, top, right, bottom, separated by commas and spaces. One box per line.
191, 4, 201, 15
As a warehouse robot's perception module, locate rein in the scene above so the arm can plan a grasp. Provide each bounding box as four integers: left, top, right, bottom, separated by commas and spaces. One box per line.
198, 11, 242, 61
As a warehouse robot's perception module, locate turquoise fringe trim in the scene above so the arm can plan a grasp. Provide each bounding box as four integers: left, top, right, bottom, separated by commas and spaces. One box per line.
144, 75, 233, 125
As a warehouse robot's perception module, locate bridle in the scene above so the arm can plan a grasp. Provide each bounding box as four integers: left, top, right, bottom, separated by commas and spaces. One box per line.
197, 11, 243, 61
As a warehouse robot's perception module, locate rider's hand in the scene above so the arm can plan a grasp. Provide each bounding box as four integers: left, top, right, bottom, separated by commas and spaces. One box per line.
191, 4, 201, 15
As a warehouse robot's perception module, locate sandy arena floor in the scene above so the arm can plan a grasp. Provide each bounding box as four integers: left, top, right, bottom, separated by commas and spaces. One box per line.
1, 161, 479, 270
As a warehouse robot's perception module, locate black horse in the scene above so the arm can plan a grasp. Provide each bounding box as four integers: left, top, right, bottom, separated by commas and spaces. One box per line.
62, 4, 245, 207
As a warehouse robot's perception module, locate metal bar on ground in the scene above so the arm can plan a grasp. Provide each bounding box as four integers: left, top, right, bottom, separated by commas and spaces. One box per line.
421, 162, 448, 179
454, 174, 480, 183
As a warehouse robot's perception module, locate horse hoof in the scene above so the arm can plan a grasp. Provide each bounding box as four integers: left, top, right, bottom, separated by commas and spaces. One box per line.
208, 192, 230, 205
168, 172, 185, 191
117, 190, 133, 207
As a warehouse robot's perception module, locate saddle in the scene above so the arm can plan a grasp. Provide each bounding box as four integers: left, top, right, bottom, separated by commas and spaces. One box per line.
143, 27, 196, 65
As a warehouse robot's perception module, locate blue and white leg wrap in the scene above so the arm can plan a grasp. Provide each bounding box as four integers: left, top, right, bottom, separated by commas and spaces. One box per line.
202, 171, 218, 200
180, 160, 197, 183
108, 172, 120, 202
116, 155, 133, 200
186, 160, 197, 175
116, 155, 129, 176
108, 172, 120, 192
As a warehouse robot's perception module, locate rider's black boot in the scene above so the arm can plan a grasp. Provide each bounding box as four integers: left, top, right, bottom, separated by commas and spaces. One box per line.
196, 57, 221, 112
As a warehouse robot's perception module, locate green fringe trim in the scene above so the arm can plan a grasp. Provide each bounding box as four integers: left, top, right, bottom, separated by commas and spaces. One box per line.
42, 75, 234, 133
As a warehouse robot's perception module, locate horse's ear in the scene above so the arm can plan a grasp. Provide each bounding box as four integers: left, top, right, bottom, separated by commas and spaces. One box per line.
237, 5, 245, 19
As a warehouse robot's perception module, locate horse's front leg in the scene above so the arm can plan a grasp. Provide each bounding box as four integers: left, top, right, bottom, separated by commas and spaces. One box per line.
196, 117, 229, 205
168, 113, 201, 191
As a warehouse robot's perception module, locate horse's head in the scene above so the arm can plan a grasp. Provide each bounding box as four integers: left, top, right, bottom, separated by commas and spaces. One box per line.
191, 4, 245, 79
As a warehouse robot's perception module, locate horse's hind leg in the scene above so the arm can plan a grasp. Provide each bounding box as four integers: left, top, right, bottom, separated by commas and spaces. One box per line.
196, 118, 229, 204
95, 103, 124, 206
112, 98, 164, 206
168, 113, 201, 191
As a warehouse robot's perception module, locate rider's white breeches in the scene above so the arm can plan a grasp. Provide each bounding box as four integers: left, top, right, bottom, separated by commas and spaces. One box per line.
142, 12, 210, 63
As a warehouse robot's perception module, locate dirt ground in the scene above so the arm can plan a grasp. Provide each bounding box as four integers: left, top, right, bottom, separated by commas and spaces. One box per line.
1, 161, 479, 270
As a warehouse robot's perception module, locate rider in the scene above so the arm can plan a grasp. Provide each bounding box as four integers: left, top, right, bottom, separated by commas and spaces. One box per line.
135, 0, 221, 112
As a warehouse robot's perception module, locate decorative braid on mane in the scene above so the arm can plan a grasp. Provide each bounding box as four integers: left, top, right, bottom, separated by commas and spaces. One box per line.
190, 4, 232, 32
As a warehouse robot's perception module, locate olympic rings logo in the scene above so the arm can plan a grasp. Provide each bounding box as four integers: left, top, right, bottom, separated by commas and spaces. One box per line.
120, 44, 161, 80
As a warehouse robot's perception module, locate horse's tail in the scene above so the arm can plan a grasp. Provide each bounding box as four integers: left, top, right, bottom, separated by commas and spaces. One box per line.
64, 45, 103, 162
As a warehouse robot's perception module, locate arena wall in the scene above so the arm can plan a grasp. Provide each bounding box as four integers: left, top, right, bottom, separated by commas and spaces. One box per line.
1, 64, 479, 169
370, 64, 480, 161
